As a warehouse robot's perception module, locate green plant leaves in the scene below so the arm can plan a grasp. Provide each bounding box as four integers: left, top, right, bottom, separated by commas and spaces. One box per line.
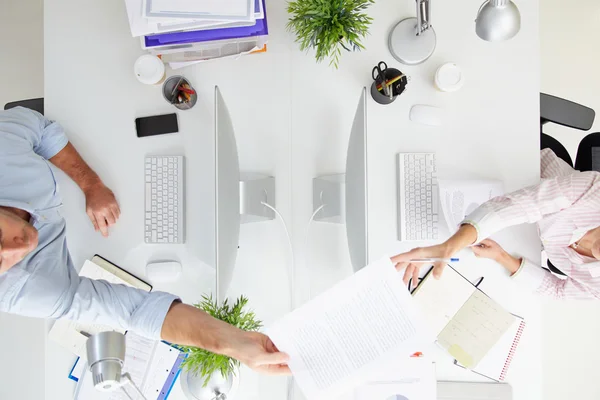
287, 0, 375, 68
178, 295, 262, 386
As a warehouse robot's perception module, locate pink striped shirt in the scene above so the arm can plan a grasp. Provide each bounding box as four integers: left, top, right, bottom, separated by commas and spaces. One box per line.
464, 148, 600, 300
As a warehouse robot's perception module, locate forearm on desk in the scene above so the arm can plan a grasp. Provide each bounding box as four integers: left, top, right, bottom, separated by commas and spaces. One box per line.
443, 224, 478, 253
161, 302, 242, 356
49, 142, 103, 193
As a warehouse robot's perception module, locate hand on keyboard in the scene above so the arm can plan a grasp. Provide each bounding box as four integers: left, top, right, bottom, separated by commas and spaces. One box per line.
84, 182, 121, 237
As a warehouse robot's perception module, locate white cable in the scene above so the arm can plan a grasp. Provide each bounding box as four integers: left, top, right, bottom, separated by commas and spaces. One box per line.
261, 202, 295, 310
262, 202, 325, 400
261, 201, 296, 400
304, 204, 325, 300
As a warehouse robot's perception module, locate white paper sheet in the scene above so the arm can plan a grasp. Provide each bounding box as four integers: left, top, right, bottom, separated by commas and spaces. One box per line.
148, 0, 251, 17
267, 258, 430, 400
354, 357, 437, 400
438, 179, 504, 231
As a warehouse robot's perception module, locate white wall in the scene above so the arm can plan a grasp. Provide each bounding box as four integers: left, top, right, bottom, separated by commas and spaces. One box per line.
541, 1, 600, 399
0, 1, 45, 400
541, 0, 600, 161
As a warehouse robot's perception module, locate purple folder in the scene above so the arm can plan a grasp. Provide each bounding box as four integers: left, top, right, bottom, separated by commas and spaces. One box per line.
144, 0, 268, 48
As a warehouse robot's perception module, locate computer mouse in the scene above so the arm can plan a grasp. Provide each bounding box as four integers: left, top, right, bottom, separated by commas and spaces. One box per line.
409, 104, 445, 127
146, 261, 182, 282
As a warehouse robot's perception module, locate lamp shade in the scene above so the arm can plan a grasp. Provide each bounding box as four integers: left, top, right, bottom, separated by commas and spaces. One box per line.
86, 331, 126, 392
475, 0, 521, 42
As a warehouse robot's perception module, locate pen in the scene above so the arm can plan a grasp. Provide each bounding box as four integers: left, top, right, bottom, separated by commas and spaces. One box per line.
409, 258, 460, 263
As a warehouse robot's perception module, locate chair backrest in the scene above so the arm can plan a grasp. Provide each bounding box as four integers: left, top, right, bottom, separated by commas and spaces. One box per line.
4, 98, 44, 115
540, 93, 595, 131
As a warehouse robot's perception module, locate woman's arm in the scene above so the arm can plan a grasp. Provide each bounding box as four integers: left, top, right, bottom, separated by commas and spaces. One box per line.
393, 169, 600, 283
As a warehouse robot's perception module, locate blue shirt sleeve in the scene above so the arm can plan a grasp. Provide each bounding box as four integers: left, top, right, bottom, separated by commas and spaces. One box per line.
0, 107, 68, 159
58, 277, 180, 339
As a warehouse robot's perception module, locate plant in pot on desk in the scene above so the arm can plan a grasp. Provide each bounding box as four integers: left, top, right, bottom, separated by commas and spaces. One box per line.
179, 295, 262, 400
287, 0, 374, 68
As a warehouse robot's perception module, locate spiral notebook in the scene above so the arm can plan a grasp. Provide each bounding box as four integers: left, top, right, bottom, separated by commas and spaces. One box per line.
464, 317, 525, 382
412, 265, 525, 382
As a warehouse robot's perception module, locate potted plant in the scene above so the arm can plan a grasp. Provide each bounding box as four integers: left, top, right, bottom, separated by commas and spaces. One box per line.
179, 295, 262, 390
287, 0, 375, 68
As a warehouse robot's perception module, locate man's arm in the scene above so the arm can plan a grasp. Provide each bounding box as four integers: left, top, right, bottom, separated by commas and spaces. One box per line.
162, 302, 291, 375
49, 143, 120, 236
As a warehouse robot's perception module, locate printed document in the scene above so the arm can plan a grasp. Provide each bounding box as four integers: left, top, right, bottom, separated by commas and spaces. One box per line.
267, 258, 430, 400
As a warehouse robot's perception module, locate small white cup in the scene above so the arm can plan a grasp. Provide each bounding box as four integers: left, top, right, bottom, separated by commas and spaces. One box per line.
134, 55, 166, 85
434, 63, 464, 92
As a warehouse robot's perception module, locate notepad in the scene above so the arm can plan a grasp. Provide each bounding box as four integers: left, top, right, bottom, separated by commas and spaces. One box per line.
48, 255, 152, 359
412, 266, 524, 380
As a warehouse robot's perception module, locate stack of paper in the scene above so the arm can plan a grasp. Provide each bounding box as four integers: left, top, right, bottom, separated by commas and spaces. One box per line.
124, 0, 268, 68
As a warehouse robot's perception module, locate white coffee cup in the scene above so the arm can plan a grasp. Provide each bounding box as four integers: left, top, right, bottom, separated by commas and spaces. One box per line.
434, 63, 464, 92
134, 55, 166, 85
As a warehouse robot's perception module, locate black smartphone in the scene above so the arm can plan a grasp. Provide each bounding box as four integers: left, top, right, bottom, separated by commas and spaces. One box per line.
135, 113, 178, 138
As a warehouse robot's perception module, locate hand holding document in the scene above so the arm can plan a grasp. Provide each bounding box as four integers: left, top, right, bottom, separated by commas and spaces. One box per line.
267, 258, 431, 400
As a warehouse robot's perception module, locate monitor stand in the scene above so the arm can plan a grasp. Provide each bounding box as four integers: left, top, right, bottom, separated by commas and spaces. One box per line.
313, 174, 346, 224
240, 173, 276, 223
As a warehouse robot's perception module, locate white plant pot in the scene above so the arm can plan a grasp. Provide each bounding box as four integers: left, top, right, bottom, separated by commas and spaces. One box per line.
181, 366, 240, 400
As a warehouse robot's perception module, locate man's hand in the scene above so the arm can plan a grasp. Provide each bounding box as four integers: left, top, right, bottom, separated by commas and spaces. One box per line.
472, 239, 521, 274
228, 331, 291, 376
84, 183, 121, 237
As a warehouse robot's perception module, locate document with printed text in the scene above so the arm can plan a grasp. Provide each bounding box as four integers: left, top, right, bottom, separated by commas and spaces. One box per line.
267, 258, 430, 400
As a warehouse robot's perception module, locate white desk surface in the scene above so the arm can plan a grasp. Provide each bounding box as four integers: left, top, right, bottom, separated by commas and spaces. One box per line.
44, 0, 541, 399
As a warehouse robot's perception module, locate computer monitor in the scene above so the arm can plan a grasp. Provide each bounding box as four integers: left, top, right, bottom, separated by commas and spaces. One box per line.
313, 88, 369, 272
214, 86, 276, 302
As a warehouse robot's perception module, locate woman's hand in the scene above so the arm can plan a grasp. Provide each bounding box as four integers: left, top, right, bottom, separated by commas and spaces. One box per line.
472, 239, 521, 274
471, 239, 507, 262
391, 243, 456, 287
391, 224, 478, 287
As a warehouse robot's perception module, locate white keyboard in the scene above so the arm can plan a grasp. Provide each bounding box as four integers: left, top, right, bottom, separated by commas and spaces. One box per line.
144, 156, 185, 244
397, 153, 439, 241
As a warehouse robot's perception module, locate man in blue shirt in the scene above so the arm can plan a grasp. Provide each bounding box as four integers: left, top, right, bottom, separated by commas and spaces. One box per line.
0, 107, 290, 376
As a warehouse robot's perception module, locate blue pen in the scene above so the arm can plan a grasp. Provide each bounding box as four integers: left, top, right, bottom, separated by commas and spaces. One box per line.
409, 258, 460, 263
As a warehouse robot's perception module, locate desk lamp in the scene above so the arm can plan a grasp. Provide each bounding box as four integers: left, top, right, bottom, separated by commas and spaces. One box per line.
388, 0, 521, 65
86, 331, 147, 400
475, 0, 521, 42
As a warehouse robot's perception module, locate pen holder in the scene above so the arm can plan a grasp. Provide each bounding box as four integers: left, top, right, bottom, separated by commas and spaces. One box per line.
162, 75, 198, 111
370, 67, 409, 105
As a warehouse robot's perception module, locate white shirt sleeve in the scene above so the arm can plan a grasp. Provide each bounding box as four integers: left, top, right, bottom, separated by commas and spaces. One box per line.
512, 258, 600, 300
462, 170, 600, 243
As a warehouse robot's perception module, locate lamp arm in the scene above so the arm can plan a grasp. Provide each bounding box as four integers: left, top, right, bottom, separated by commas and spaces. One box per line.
415, 0, 432, 36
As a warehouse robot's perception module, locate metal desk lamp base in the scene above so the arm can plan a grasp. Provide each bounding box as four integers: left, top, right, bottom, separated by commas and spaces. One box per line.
181, 368, 240, 400
388, 17, 436, 65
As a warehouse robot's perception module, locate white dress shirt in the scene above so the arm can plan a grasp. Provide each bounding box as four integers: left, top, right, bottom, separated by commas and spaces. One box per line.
0, 107, 178, 338
464, 148, 600, 299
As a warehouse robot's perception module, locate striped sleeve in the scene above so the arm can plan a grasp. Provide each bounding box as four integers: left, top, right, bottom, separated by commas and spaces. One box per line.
463, 171, 600, 242
512, 258, 600, 299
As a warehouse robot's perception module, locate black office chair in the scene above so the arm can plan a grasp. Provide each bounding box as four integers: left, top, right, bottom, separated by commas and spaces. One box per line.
4, 98, 45, 115
540, 93, 596, 276
540, 93, 595, 167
